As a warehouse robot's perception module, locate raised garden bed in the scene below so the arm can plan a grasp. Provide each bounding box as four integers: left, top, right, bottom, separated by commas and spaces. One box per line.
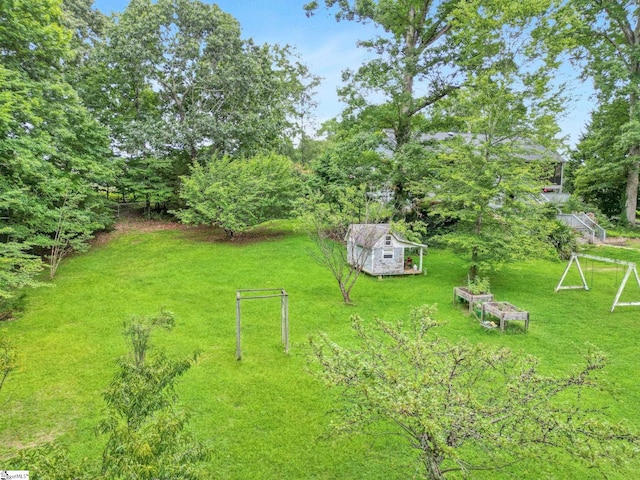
481, 301, 529, 332
453, 287, 494, 312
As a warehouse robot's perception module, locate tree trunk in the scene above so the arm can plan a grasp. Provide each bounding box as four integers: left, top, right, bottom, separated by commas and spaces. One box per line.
469, 212, 483, 280
426, 461, 445, 480
624, 154, 639, 226
626, 86, 639, 226
339, 281, 352, 305
422, 450, 446, 480
396, 4, 417, 150
469, 258, 478, 282
145, 193, 151, 220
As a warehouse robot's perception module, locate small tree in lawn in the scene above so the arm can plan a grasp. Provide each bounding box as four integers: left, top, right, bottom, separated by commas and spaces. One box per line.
175, 153, 301, 238
311, 305, 639, 479
0, 339, 17, 396
97, 310, 209, 480
299, 186, 391, 304
48, 192, 102, 278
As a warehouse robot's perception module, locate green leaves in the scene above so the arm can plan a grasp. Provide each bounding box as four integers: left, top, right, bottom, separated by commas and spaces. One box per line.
311, 306, 639, 478
0, 0, 114, 295
175, 153, 302, 237
542, 0, 640, 224
0, 233, 45, 300
407, 76, 559, 278
98, 311, 208, 479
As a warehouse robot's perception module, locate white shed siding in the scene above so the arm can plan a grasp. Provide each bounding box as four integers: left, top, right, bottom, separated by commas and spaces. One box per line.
346, 223, 427, 276
370, 246, 404, 274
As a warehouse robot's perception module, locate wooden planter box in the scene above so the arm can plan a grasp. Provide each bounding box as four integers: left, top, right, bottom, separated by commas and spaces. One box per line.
453, 287, 494, 311
481, 301, 529, 332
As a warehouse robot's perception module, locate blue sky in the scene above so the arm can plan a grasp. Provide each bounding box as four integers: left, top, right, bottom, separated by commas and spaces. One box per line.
93, 0, 593, 147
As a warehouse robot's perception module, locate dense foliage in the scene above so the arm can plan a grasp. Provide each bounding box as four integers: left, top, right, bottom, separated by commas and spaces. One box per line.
175, 153, 302, 237
540, 0, 640, 225
0, 0, 113, 301
312, 305, 639, 479
0, 0, 314, 307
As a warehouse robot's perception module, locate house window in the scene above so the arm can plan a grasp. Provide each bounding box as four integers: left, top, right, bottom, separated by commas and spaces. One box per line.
384, 235, 392, 246
383, 249, 394, 259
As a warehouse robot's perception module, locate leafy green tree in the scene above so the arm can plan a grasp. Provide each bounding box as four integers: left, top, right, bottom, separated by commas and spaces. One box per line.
176, 153, 302, 238
541, 1, 640, 225
408, 74, 559, 280
60, 0, 108, 70
304, 0, 466, 148
94, 0, 313, 210
5, 311, 207, 478
98, 310, 209, 479
311, 305, 639, 479
0, 233, 45, 314
571, 98, 632, 219
308, 132, 388, 204
1, 0, 114, 293
305, 0, 555, 215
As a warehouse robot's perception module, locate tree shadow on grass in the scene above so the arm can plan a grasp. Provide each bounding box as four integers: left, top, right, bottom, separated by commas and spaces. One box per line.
177, 224, 292, 245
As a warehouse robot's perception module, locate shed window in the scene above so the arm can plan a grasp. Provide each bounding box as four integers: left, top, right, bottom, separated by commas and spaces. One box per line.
384, 235, 392, 246
383, 249, 394, 259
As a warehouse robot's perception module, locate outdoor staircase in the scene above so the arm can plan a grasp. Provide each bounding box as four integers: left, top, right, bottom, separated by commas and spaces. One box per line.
556, 213, 607, 244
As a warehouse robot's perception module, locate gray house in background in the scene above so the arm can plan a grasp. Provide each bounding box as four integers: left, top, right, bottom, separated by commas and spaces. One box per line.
380, 131, 569, 204
346, 224, 427, 276
418, 132, 567, 195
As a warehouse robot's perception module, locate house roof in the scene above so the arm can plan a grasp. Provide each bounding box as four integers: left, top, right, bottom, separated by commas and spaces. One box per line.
347, 223, 427, 248
421, 132, 566, 163
380, 130, 566, 163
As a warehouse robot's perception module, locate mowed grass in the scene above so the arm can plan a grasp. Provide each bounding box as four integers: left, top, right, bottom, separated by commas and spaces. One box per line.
1, 221, 640, 478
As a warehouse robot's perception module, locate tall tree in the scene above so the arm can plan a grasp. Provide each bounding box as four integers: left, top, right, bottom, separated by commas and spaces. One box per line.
304, 0, 465, 149
572, 98, 631, 218
408, 73, 560, 280
1, 0, 113, 296
305, 0, 555, 214
542, 1, 640, 225
312, 305, 639, 479
95, 0, 313, 209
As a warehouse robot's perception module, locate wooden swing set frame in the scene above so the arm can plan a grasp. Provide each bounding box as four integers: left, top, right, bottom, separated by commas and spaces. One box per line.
555, 253, 640, 312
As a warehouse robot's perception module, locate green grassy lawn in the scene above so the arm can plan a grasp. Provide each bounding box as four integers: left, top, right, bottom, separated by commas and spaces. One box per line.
1, 221, 640, 478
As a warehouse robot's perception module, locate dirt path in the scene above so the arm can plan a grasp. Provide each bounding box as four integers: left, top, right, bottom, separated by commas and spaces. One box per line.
92, 212, 290, 246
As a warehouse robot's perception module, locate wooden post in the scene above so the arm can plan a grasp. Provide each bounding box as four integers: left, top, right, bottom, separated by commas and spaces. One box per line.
555, 254, 589, 292
236, 288, 289, 358
236, 291, 242, 360
283, 291, 289, 354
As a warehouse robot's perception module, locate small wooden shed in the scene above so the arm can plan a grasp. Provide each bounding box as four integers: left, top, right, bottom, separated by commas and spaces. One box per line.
346, 224, 427, 276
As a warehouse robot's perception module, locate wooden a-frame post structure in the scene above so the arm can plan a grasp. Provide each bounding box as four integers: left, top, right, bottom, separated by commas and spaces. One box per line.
236, 288, 289, 360
555, 253, 640, 312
